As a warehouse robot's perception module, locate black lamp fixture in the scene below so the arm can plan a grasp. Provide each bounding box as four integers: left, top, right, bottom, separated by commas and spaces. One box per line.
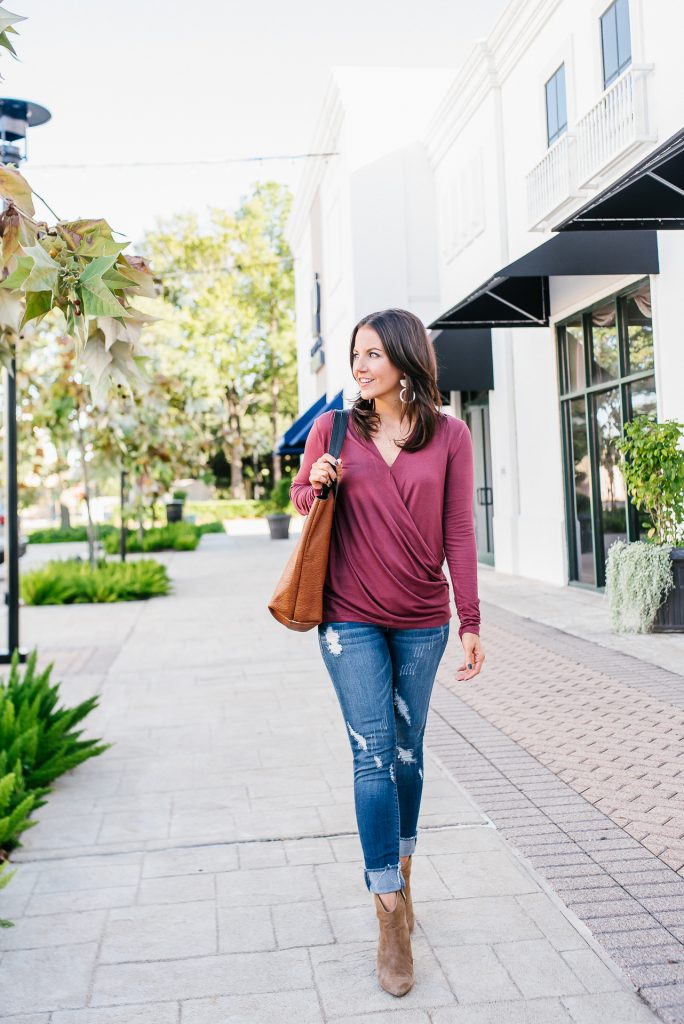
0, 96, 52, 664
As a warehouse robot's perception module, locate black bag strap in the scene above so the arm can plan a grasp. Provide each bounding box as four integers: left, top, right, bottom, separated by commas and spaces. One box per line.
319, 408, 350, 500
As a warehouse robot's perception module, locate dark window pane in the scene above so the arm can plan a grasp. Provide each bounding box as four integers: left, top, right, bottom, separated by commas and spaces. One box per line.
616, 0, 632, 68
629, 373, 657, 420
565, 320, 585, 392
570, 397, 595, 584
624, 284, 653, 374
595, 386, 627, 558
590, 303, 619, 383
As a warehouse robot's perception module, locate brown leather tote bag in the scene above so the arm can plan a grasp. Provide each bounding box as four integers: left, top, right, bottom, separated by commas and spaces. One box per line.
268, 409, 350, 631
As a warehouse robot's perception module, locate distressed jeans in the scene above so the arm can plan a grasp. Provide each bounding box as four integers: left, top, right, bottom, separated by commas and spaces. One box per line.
317, 619, 450, 894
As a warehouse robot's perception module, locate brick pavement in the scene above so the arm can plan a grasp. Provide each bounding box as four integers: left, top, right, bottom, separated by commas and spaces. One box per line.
429, 599, 684, 1023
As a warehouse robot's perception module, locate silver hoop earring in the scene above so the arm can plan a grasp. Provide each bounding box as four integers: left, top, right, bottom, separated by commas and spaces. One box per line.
399, 378, 416, 403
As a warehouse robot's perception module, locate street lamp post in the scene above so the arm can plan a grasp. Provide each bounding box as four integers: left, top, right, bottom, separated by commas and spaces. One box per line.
0, 97, 51, 664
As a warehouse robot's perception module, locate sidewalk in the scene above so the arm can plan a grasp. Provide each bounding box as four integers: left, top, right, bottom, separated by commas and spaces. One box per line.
0, 529, 670, 1022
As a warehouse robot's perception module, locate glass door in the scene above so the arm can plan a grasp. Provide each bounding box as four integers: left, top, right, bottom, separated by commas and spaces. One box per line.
464, 395, 494, 566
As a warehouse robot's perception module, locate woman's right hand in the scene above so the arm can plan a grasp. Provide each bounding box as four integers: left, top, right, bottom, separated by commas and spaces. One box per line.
309, 453, 344, 489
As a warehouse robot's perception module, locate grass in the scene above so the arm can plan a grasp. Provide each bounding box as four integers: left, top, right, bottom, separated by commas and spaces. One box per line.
20, 558, 171, 605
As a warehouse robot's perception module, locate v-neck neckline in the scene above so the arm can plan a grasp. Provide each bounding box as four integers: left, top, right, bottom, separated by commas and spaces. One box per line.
366, 429, 410, 472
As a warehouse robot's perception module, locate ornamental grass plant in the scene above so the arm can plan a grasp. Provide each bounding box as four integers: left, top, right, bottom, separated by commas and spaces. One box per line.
20, 558, 170, 605
605, 540, 675, 633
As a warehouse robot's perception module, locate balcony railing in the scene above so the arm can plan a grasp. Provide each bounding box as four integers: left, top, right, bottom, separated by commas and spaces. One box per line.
576, 66, 653, 186
526, 133, 576, 229
525, 66, 654, 229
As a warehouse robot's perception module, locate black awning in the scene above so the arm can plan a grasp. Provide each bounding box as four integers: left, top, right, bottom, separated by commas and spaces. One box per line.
555, 127, 684, 230
431, 328, 493, 391
429, 229, 658, 329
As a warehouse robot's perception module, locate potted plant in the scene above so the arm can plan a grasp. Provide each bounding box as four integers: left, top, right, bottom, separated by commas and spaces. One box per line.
165, 489, 187, 525
265, 477, 293, 540
606, 415, 684, 633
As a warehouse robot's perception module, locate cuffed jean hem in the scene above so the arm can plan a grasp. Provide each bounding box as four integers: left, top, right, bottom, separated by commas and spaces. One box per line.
364, 863, 406, 894
399, 834, 417, 857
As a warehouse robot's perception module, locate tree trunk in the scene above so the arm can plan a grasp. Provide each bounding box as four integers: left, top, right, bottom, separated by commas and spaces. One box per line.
271, 373, 281, 487
223, 389, 246, 500
76, 430, 96, 568
59, 502, 71, 530
229, 443, 245, 500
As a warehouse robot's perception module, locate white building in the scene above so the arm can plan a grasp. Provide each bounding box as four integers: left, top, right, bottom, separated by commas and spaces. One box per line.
284, 67, 454, 426
282, 0, 684, 596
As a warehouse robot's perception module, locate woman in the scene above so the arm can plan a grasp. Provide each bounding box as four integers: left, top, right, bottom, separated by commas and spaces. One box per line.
290, 308, 485, 997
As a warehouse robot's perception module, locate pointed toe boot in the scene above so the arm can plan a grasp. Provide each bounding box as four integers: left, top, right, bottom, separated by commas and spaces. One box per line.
401, 856, 414, 933
373, 887, 414, 997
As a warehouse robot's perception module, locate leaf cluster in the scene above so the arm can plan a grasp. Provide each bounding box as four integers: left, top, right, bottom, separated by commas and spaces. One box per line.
615, 415, 684, 546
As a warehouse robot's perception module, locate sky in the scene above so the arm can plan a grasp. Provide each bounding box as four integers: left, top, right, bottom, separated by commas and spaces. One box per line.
2, 0, 509, 249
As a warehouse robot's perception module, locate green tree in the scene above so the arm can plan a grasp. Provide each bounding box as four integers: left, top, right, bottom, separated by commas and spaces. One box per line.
141, 182, 298, 498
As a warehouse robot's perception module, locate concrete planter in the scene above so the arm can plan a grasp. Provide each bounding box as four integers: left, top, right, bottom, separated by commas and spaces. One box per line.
652, 547, 684, 633
266, 513, 291, 539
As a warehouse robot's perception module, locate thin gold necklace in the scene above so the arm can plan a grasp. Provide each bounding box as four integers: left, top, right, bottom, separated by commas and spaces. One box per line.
375, 414, 412, 447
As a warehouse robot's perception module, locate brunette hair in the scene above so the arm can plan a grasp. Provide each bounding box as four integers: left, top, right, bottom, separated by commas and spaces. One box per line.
349, 308, 444, 452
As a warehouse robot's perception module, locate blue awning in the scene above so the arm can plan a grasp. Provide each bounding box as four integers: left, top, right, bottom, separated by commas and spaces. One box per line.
276, 389, 344, 456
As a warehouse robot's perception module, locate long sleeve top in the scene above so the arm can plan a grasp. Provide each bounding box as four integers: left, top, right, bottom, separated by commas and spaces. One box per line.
289, 409, 481, 639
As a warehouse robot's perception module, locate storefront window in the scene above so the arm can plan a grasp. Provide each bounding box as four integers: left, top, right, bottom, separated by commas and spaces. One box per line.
557, 278, 656, 588
590, 303, 619, 384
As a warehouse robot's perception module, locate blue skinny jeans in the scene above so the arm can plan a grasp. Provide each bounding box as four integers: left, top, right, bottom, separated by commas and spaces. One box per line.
317, 619, 450, 894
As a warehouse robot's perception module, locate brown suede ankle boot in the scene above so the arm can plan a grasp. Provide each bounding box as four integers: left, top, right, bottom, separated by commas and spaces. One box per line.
373, 887, 414, 997
400, 856, 414, 932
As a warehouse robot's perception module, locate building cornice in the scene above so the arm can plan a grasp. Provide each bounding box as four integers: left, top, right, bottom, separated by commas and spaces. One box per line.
286, 79, 345, 249
425, 0, 564, 167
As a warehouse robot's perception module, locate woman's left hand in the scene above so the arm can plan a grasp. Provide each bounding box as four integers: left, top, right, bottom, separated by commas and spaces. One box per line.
456, 632, 485, 682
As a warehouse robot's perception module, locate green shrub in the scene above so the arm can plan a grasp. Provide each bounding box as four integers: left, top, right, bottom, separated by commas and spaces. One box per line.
102, 523, 198, 554
27, 525, 118, 544
195, 521, 224, 535
102, 521, 224, 554
1, 650, 111, 791
0, 650, 110, 924
264, 477, 293, 514
20, 559, 171, 605
615, 415, 684, 546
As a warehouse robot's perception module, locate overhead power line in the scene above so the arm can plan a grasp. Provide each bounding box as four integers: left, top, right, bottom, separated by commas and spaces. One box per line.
29, 151, 339, 172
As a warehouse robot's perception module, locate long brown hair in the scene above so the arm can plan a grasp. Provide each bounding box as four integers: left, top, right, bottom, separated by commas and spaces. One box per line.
349, 308, 444, 452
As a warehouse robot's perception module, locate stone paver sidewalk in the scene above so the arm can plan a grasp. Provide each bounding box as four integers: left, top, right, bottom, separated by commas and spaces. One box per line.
0, 532, 662, 1022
